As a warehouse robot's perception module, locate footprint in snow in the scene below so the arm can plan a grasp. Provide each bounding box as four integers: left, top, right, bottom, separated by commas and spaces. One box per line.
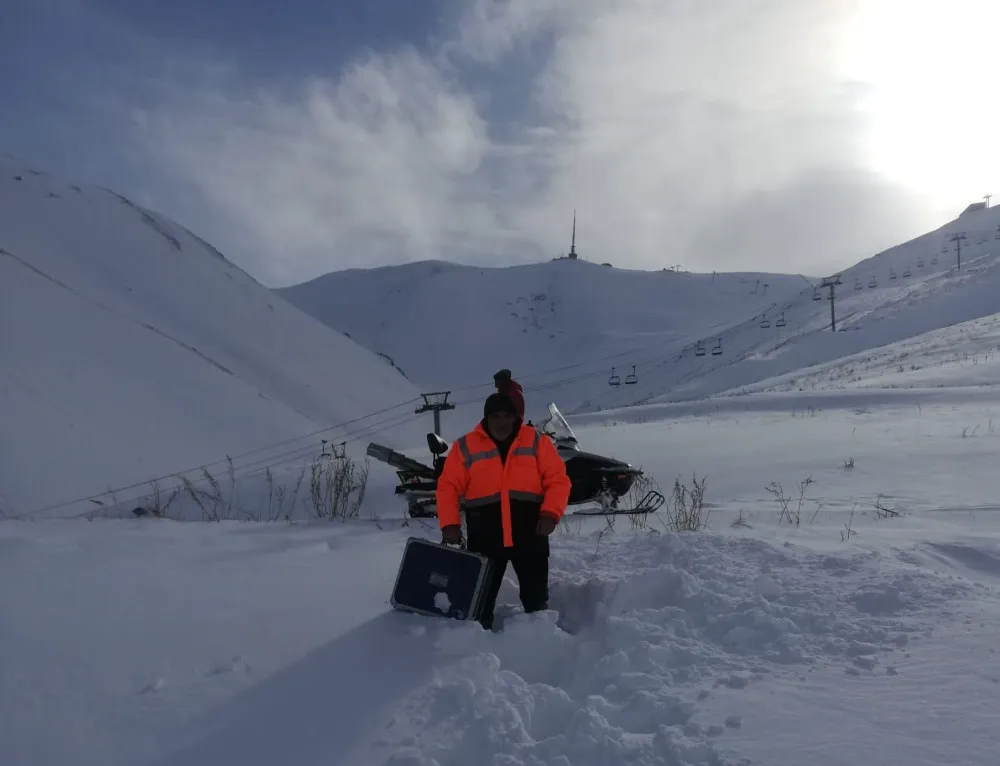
716, 670, 753, 689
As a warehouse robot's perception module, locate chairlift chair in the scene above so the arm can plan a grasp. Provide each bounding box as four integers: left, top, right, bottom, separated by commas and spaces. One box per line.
624, 365, 638, 385
711, 339, 722, 356
775, 312, 786, 328
931, 256, 938, 264
759, 315, 771, 329
903, 268, 911, 277
889, 269, 897, 279
854, 279, 862, 290
812, 288, 822, 301
917, 258, 925, 267
868, 278, 877, 288
695, 341, 706, 357
608, 367, 621, 386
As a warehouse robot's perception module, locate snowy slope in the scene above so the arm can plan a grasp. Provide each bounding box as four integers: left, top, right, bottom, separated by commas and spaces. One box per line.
277, 259, 808, 418
0, 156, 422, 518
636, 206, 1000, 405
279, 203, 1000, 416
725, 312, 1000, 395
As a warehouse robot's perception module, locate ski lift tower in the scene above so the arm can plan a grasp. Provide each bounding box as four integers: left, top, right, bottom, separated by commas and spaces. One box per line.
415, 391, 455, 437
951, 231, 967, 270
821, 274, 842, 332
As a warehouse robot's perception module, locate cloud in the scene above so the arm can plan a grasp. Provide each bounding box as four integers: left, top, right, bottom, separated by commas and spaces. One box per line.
689, 167, 927, 277
133, 0, 934, 287
444, 0, 561, 64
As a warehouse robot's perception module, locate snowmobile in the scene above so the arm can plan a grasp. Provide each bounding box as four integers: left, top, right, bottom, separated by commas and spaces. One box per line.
366, 403, 664, 518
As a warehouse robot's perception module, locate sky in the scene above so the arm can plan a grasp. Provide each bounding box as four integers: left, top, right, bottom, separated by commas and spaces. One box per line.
2, 0, 1000, 288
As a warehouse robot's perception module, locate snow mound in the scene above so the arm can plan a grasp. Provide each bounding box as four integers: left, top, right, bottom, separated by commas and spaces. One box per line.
355, 532, 973, 765
920, 539, 1000, 580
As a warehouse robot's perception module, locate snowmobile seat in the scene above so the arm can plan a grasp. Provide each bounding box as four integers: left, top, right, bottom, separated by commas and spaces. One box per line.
427, 432, 449, 456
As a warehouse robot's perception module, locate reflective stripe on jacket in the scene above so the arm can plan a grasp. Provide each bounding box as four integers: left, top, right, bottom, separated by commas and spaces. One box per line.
436, 422, 571, 547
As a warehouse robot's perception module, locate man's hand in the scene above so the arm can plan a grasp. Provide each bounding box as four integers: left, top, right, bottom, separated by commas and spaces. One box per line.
536, 515, 557, 536
441, 524, 463, 545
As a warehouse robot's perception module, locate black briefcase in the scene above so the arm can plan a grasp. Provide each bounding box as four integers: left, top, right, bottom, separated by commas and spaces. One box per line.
390, 537, 494, 621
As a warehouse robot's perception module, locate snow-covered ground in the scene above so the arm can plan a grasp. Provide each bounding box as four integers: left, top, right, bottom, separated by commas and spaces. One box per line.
6, 157, 1000, 765
5, 388, 1000, 766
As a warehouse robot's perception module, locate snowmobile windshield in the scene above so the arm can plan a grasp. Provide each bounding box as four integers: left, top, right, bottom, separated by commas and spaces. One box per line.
541, 403, 578, 449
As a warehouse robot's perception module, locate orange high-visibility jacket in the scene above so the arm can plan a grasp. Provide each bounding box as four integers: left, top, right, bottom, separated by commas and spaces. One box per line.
436, 423, 572, 548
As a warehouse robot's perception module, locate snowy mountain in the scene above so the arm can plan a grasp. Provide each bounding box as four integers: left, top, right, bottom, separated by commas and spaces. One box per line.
277, 259, 809, 418
0, 156, 422, 518
279, 203, 1000, 415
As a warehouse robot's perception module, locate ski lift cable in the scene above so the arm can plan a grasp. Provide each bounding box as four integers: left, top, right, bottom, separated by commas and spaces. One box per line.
16, 398, 426, 519
55, 410, 429, 521
156, 409, 425, 494
631, 298, 799, 380
449, 296, 792, 399
444, 335, 689, 398
448, 298, 793, 399
23, 408, 428, 521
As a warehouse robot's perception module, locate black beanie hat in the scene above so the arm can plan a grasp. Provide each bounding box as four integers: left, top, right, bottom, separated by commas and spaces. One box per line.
484, 392, 519, 419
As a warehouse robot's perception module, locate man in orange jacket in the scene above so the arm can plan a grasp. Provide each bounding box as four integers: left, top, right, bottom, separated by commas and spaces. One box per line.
436, 392, 572, 630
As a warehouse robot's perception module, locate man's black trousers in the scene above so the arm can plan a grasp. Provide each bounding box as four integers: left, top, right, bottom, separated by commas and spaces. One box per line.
474, 546, 548, 629
465, 504, 551, 630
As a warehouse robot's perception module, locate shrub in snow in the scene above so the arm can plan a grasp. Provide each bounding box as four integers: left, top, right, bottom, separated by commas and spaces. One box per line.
765, 477, 814, 526
308, 454, 370, 520
660, 474, 709, 532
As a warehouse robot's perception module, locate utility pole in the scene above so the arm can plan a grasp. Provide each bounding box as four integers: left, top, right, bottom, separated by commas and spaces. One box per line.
951, 232, 967, 270
821, 275, 842, 331
415, 392, 455, 437
985, 194, 992, 209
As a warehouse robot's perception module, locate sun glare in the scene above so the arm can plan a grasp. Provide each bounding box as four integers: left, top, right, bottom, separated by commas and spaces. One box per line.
838, 0, 1000, 210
